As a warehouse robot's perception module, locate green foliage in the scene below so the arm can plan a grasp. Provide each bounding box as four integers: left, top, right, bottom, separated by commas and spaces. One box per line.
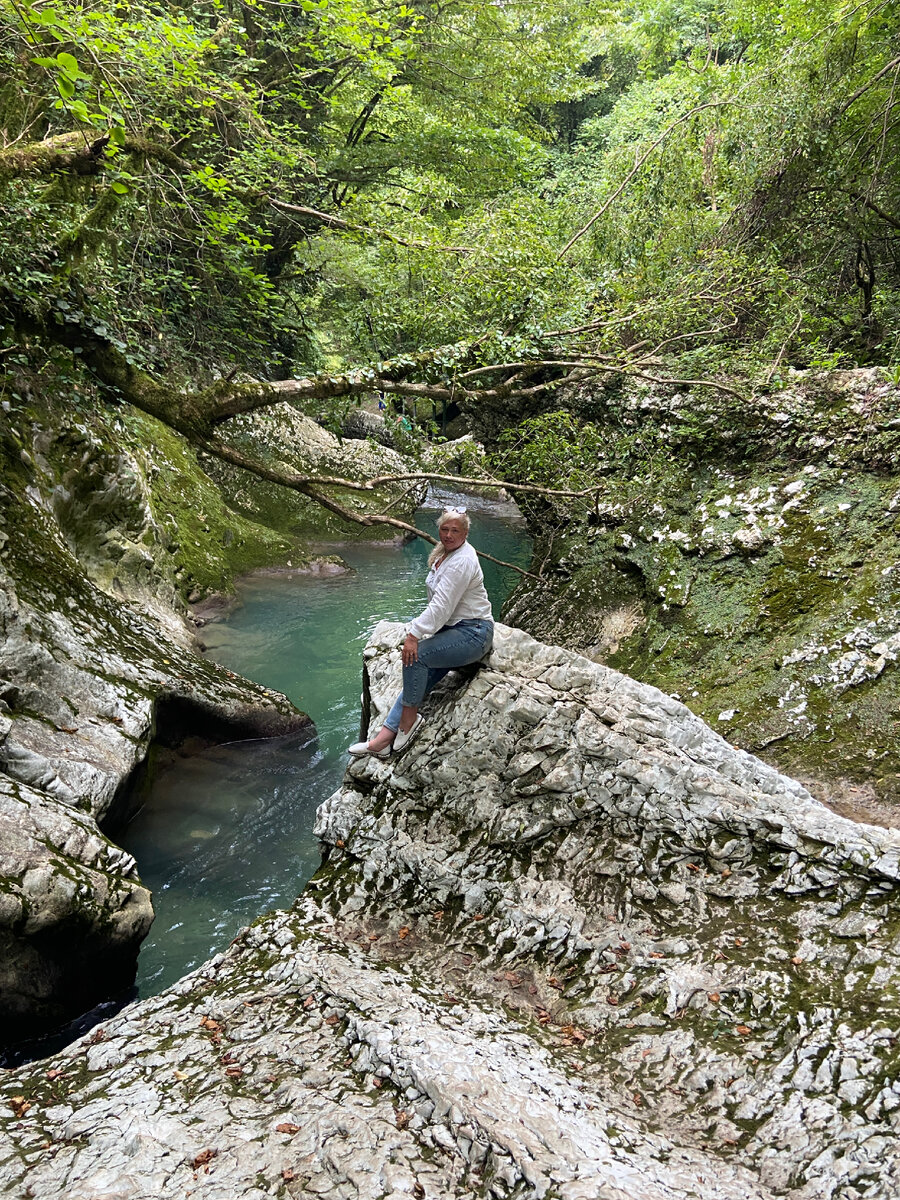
308, 0, 900, 393
0, 0, 614, 391
553, 0, 900, 370
2, 0, 899, 448
491, 412, 607, 491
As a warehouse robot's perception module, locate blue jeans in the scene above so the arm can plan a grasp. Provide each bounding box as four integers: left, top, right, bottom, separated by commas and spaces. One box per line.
383, 619, 494, 731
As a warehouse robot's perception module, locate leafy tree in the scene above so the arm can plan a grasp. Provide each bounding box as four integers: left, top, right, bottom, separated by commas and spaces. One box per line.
1, 0, 898, 545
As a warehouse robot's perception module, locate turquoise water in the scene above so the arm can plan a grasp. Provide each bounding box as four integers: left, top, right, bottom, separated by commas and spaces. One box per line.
119, 493, 531, 995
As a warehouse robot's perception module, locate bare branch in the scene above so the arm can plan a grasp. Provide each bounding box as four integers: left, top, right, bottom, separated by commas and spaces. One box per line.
624, 317, 740, 364
197, 435, 544, 580
558, 101, 726, 259
440, 358, 748, 402
356, 471, 606, 499
828, 186, 900, 231
764, 312, 804, 386
257, 468, 607, 499
838, 54, 900, 117
268, 198, 476, 255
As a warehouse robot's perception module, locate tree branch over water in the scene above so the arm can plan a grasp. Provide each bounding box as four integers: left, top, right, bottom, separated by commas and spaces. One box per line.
1, 285, 584, 578
197, 436, 546, 581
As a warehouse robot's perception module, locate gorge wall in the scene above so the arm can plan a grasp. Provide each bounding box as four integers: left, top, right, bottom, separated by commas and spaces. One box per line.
2, 367, 899, 1197
0, 391, 420, 1043
491, 368, 900, 814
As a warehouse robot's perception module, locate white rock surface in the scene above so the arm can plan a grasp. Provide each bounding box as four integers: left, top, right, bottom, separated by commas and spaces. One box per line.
314, 622, 900, 1198
0, 898, 776, 1200
0, 492, 308, 1040
4, 623, 900, 1197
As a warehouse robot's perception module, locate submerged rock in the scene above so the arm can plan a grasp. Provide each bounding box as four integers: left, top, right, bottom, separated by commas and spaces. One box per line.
4, 624, 900, 1198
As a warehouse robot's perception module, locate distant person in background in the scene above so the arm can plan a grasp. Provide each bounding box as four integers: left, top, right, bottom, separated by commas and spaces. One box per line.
348, 508, 494, 757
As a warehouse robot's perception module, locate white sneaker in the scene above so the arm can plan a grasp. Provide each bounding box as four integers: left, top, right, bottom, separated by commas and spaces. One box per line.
392, 715, 425, 753
347, 740, 391, 758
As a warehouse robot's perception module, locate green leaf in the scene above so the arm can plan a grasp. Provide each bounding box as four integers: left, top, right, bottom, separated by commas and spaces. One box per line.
110, 180, 130, 194
56, 52, 80, 80
33, 9, 64, 27
57, 77, 75, 99
109, 125, 126, 146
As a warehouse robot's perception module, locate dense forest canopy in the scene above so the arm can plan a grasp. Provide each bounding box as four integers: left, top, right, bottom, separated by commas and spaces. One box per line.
1, 0, 898, 517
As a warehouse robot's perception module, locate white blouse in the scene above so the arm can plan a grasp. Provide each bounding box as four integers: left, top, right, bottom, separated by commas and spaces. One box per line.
407, 540, 493, 639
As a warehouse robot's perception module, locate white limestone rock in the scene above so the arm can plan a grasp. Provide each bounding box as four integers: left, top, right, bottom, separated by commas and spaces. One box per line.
0, 899, 776, 1200
312, 622, 900, 1198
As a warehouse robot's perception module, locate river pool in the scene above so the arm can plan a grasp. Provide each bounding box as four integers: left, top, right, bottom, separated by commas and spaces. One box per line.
119, 492, 531, 996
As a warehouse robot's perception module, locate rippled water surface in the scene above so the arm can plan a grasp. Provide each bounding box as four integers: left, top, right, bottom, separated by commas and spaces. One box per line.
120, 494, 531, 995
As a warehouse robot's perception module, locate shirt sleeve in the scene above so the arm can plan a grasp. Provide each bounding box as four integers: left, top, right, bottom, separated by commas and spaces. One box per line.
408, 554, 478, 639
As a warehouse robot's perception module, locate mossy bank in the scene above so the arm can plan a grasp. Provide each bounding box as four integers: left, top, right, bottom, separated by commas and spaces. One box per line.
497, 369, 900, 811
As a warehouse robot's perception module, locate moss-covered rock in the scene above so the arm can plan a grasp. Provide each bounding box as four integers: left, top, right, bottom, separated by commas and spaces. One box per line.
199, 404, 427, 544
502, 369, 900, 809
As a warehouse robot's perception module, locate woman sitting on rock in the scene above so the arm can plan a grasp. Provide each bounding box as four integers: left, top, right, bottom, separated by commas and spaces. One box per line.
349, 507, 494, 757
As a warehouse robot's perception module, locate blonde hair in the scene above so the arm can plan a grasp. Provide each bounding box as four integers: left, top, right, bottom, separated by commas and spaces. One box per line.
427, 509, 470, 568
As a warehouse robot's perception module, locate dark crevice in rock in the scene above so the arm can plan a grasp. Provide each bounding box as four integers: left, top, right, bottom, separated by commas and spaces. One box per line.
152, 690, 313, 750
102, 692, 316, 835
0, 926, 140, 1054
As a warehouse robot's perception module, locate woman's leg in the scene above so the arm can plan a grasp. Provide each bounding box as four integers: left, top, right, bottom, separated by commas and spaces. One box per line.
382, 692, 405, 733
369, 621, 492, 748
400, 620, 493, 711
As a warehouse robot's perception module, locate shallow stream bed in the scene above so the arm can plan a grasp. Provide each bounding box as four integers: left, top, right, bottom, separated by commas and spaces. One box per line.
119, 494, 531, 996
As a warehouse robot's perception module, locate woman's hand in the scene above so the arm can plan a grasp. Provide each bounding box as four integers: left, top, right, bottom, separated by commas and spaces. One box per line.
402, 634, 419, 666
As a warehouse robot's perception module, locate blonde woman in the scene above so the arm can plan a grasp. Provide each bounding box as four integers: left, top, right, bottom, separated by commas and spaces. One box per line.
349, 507, 494, 757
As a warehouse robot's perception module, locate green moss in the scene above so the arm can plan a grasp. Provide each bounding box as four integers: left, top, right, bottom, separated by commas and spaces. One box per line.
512, 456, 900, 805
119, 409, 301, 597
4, 380, 407, 616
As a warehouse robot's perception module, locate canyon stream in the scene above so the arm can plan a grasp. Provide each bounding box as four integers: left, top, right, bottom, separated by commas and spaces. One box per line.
119, 492, 532, 997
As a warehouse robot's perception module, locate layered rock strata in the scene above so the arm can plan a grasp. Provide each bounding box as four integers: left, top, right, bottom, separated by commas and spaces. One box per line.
316, 623, 900, 1199
0, 414, 312, 1042
0, 890, 774, 1200
3, 625, 900, 1198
